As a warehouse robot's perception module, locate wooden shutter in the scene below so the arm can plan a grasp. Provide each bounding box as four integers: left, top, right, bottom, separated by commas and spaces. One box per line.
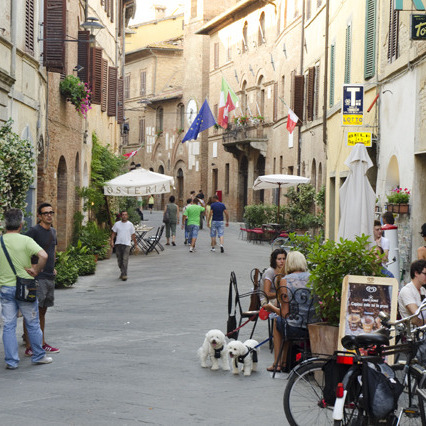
90, 47, 103, 104
107, 66, 117, 116
273, 82, 278, 122
25, 0, 35, 55
344, 25, 352, 84
387, 0, 399, 62
43, 0, 66, 73
140, 71, 146, 96
292, 75, 304, 125
117, 76, 124, 124
139, 119, 145, 145
329, 44, 335, 107
110, 0, 114, 22
101, 59, 108, 112
77, 31, 90, 83
364, 0, 376, 79
306, 67, 315, 122
105, 0, 110, 16
314, 65, 320, 119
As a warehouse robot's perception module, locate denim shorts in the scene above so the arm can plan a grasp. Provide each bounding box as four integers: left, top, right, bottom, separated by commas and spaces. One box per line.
210, 221, 225, 238
187, 224, 199, 240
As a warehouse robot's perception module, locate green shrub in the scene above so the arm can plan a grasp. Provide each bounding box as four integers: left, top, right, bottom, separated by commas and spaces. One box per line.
78, 222, 110, 259
55, 251, 79, 287
66, 240, 97, 275
243, 204, 285, 228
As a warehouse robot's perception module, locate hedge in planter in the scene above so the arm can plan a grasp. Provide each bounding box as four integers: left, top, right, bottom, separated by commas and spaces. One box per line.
55, 251, 79, 287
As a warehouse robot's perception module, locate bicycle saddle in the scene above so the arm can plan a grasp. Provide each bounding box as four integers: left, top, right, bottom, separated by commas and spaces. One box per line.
341, 333, 390, 350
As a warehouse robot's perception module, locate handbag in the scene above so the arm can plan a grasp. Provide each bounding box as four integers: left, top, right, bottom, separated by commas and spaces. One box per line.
163, 208, 170, 224
227, 274, 239, 340
1, 236, 38, 303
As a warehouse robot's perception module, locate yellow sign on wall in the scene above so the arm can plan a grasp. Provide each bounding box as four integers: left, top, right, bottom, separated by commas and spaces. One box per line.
347, 132, 372, 147
343, 115, 363, 126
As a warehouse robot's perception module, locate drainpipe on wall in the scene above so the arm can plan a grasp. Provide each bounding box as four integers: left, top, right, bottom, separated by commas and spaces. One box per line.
297, 0, 305, 176
322, 0, 329, 153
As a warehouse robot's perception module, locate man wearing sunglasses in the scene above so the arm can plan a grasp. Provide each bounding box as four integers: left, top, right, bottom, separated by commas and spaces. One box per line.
23, 203, 60, 356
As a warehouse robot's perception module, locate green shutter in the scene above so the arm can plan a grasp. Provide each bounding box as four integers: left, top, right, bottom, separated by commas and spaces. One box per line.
344, 25, 352, 84
364, 0, 376, 79
329, 44, 335, 107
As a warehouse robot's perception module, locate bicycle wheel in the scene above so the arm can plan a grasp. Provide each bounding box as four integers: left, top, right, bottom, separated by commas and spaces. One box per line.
271, 237, 289, 251
391, 363, 425, 426
284, 358, 335, 426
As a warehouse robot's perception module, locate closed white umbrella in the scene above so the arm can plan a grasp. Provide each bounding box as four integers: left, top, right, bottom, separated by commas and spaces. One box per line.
337, 143, 375, 244
252, 174, 310, 221
103, 168, 174, 196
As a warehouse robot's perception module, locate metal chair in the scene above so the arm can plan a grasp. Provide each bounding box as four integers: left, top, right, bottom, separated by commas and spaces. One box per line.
143, 225, 165, 255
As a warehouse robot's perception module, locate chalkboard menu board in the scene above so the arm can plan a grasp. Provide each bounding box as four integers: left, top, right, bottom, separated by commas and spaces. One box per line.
338, 275, 399, 352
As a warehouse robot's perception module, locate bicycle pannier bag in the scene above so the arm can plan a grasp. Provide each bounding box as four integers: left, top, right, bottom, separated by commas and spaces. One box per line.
364, 362, 403, 419
322, 357, 353, 406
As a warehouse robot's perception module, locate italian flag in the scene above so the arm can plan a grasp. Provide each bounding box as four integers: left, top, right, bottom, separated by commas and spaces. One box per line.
218, 77, 238, 129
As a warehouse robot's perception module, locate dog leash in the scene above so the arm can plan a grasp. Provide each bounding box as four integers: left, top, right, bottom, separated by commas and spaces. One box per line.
254, 337, 271, 349
225, 315, 256, 338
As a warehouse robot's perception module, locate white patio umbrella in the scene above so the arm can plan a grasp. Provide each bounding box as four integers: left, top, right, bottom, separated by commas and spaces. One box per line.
337, 143, 375, 244
252, 174, 310, 221
103, 168, 175, 196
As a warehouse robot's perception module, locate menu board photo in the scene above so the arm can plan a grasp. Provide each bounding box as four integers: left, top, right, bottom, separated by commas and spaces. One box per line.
338, 275, 399, 351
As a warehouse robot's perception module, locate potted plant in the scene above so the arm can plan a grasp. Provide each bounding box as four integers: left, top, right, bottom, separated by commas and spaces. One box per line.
59, 75, 92, 118
289, 233, 383, 354
234, 115, 249, 127
386, 187, 410, 214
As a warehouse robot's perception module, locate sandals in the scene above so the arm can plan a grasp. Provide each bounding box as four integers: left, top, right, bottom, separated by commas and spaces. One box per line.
267, 365, 281, 372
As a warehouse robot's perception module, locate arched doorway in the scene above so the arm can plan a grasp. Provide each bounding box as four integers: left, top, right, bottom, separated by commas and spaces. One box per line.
176, 168, 184, 207
75, 153, 80, 215
57, 156, 68, 250
158, 165, 165, 210
311, 159, 317, 190
238, 155, 248, 221
254, 155, 265, 203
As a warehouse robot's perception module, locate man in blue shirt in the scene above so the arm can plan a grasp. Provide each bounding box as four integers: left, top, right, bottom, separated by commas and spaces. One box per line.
208, 195, 229, 253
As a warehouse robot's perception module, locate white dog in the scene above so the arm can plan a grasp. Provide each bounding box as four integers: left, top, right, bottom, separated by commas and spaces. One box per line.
197, 329, 230, 371
228, 339, 259, 376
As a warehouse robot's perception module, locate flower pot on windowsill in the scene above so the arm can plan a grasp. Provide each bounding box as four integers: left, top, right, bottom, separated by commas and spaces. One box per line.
386, 203, 409, 214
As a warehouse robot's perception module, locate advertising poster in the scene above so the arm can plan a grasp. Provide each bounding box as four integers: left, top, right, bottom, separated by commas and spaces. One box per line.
338, 275, 399, 352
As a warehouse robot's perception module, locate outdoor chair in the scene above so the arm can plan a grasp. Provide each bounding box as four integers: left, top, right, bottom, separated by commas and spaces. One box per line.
271, 285, 316, 378
143, 225, 165, 255
227, 269, 266, 341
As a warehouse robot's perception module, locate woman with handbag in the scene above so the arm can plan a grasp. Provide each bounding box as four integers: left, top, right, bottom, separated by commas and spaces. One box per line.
164, 195, 179, 246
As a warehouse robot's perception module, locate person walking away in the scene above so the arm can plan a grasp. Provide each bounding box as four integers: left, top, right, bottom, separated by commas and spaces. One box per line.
148, 195, 154, 214
164, 195, 179, 246
182, 198, 205, 253
110, 211, 138, 281
182, 198, 191, 244
374, 220, 390, 264
0, 208, 53, 368
208, 195, 229, 253
205, 197, 213, 229
418, 223, 426, 260
24, 202, 60, 356
197, 193, 206, 230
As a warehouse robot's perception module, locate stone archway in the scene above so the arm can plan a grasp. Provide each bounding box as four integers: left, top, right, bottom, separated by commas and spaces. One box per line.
385, 155, 400, 193
254, 155, 265, 204
238, 155, 249, 221
311, 159, 317, 190
158, 165, 165, 210
176, 168, 184, 207
74, 152, 80, 215
57, 156, 68, 250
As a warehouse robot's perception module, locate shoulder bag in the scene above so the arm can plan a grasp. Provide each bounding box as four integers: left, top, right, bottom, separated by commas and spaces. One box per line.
163, 207, 170, 224
1, 236, 38, 302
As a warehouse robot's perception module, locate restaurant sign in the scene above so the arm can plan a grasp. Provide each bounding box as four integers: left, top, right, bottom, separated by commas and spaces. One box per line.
411, 14, 426, 39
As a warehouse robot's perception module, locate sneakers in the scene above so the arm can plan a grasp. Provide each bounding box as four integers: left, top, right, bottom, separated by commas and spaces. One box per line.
121, 275, 127, 281
210, 247, 215, 252
25, 347, 33, 357
32, 356, 53, 365
189, 247, 194, 253
220, 246, 224, 253
6, 364, 17, 370
43, 344, 60, 354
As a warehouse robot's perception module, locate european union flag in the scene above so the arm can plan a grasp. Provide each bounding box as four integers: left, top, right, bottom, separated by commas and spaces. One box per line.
182, 100, 216, 143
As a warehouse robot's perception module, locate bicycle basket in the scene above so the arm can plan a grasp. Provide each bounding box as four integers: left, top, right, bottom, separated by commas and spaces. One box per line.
364, 362, 404, 420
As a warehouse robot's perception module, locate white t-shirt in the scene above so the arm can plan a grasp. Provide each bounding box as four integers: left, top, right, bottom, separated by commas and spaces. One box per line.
378, 236, 390, 252
398, 281, 426, 321
112, 221, 135, 246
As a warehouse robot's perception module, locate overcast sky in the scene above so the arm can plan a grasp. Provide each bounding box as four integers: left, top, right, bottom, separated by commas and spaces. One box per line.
130, 0, 184, 25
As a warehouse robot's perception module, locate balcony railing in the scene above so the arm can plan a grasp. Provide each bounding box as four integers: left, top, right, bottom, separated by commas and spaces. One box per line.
222, 124, 268, 157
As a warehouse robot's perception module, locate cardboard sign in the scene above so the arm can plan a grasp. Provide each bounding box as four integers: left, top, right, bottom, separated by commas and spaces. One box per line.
338, 275, 399, 352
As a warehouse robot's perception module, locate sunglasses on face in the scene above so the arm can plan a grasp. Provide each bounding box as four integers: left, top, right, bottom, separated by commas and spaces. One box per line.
41, 211, 55, 216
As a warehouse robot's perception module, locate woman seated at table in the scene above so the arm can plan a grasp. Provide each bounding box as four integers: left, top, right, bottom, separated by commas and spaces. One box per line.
260, 248, 287, 305
263, 251, 311, 372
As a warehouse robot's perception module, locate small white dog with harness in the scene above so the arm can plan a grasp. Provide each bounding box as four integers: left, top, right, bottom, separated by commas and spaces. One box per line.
198, 329, 230, 371
228, 339, 259, 376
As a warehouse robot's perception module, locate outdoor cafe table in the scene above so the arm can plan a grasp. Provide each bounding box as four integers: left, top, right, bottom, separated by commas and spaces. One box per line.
133, 225, 153, 253
262, 223, 285, 241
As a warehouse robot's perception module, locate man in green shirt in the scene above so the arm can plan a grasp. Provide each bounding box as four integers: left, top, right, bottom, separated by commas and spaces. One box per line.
182, 198, 205, 253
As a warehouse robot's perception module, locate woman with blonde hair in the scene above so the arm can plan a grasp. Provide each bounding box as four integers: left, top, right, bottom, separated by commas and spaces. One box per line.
264, 251, 312, 372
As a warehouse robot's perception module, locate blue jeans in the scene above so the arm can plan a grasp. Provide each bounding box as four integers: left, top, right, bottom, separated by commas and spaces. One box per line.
1, 286, 46, 366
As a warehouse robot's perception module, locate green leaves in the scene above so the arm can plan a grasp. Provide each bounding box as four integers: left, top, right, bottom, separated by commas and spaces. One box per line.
0, 120, 34, 220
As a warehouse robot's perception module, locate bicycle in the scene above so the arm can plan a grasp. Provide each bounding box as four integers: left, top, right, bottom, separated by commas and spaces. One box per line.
283, 301, 426, 426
